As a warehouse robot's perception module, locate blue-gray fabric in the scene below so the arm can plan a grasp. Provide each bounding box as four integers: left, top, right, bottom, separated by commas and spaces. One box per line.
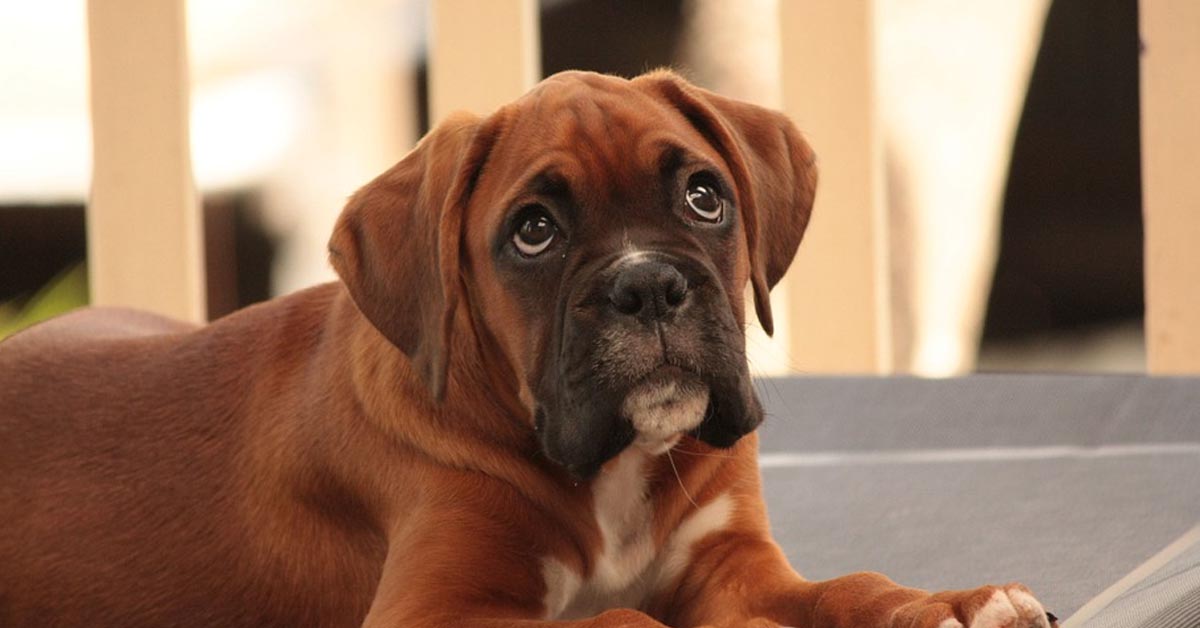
1079, 532, 1200, 628
753, 374, 1200, 622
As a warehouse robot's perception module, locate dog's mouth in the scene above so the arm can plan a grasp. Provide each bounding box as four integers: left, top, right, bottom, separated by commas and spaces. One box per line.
534, 361, 725, 479
534, 261, 761, 478
620, 365, 710, 454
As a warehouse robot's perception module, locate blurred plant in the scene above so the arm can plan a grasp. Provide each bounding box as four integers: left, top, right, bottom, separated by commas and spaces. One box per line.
0, 263, 89, 341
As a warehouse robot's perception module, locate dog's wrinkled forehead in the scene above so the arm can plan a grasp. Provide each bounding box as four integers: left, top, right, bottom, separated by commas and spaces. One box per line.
475, 72, 733, 227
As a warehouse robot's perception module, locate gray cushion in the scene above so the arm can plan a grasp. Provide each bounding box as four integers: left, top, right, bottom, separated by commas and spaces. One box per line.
1070, 525, 1200, 628
754, 374, 1200, 620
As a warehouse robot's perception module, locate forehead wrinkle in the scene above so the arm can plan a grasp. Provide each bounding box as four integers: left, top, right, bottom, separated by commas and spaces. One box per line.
580, 120, 686, 211
520, 77, 686, 167
558, 103, 624, 191
496, 151, 587, 208
504, 78, 724, 215
635, 135, 688, 177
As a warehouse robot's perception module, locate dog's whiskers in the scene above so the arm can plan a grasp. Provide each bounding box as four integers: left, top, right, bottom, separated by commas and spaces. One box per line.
666, 448, 698, 509
669, 447, 738, 460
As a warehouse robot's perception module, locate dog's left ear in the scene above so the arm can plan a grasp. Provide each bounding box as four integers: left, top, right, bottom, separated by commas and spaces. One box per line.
636, 72, 818, 336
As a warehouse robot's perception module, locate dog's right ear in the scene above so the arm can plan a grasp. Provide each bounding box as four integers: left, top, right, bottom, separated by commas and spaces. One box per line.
328, 111, 501, 400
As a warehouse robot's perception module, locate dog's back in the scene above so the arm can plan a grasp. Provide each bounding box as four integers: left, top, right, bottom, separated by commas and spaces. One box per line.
0, 287, 379, 627
0, 308, 243, 624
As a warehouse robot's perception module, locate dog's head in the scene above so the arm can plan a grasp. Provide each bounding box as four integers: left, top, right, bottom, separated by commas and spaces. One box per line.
329, 71, 816, 477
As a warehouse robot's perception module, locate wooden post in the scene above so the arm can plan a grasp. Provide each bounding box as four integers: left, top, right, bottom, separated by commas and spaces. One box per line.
428, 0, 540, 123
87, 0, 205, 322
778, 0, 892, 373
1142, 0, 1200, 374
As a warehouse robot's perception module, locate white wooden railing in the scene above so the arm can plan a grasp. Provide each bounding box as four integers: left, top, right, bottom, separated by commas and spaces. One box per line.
1140, 0, 1200, 374
85, 0, 1199, 374
87, 0, 205, 322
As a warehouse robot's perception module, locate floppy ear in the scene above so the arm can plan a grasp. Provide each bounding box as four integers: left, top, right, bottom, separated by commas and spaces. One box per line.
635, 71, 818, 336
328, 111, 500, 399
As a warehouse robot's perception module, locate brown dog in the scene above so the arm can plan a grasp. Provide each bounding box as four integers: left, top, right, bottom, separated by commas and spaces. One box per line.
0, 71, 1054, 628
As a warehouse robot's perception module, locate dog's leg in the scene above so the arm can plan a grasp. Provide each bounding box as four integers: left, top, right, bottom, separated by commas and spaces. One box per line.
661, 534, 1054, 628
441, 610, 668, 628
359, 511, 671, 628
363, 606, 667, 627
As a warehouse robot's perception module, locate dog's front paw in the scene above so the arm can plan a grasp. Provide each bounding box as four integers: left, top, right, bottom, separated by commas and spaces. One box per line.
892, 583, 1056, 628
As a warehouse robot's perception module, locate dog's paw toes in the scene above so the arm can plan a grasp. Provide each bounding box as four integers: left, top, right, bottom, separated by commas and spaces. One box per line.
958, 584, 1052, 628
908, 583, 1051, 628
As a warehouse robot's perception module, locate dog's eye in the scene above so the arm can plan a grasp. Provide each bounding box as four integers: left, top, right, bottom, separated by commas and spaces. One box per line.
684, 175, 724, 223
513, 210, 557, 257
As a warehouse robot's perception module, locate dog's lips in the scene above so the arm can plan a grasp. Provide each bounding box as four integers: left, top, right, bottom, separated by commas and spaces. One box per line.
621, 365, 710, 452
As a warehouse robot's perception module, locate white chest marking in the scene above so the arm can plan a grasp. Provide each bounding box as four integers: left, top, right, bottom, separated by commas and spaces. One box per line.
541, 448, 734, 620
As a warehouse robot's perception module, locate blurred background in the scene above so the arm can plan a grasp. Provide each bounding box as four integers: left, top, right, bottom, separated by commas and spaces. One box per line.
0, 0, 1184, 376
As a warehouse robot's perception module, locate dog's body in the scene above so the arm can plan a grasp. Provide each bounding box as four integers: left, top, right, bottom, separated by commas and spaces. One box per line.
0, 71, 1053, 628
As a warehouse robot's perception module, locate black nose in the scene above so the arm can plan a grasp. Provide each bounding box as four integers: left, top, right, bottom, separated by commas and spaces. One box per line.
610, 260, 688, 320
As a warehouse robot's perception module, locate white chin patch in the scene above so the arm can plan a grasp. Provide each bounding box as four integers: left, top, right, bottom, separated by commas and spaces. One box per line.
621, 379, 709, 453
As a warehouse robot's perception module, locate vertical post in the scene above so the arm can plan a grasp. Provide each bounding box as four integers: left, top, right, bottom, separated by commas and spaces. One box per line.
778, 0, 892, 373
87, 0, 205, 322
1142, 0, 1200, 374
268, 5, 422, 295
428, 0, 540, 123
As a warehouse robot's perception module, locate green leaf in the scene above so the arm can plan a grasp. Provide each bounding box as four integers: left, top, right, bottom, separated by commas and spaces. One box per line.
0, 263, 89, 340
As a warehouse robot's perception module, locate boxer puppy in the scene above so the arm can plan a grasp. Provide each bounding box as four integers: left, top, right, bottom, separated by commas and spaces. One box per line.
0, 70, 1054, 628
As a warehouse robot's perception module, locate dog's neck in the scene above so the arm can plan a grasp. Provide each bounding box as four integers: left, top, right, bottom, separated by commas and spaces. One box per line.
337, 289, 543, 463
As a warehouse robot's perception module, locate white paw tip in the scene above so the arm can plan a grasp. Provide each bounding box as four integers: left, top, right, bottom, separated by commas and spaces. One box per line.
1008, 589, 1051, 627
1008, 589, 1044, 611
937, 618, 966, 628
969, 590, 1018, 628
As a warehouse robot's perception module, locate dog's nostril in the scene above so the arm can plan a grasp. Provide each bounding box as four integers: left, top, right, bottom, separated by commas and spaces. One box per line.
610, 287, 643, 315
664, 275, 687, 307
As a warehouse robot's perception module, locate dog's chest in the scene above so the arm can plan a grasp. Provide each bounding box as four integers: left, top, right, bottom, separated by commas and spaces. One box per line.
541, 449, 733, 620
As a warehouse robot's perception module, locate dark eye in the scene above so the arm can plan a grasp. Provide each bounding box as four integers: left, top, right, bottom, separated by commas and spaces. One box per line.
684, 174, 724, 223
512, 208, 557, 256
